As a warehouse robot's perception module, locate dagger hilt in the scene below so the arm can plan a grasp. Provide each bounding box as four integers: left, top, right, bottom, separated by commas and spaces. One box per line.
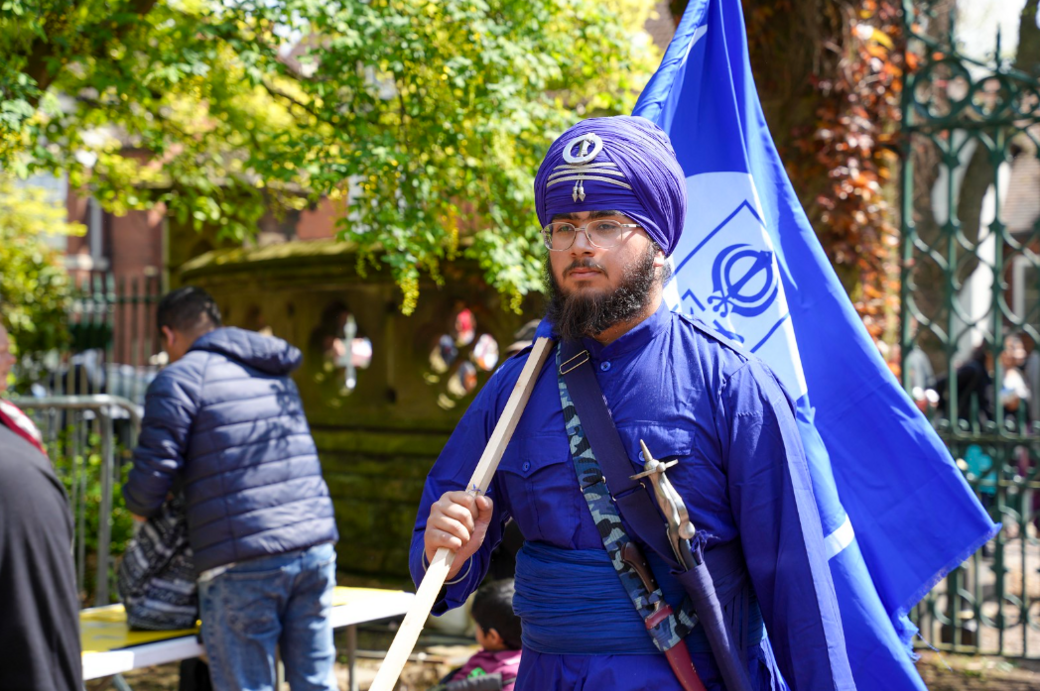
631, 439, 698, 568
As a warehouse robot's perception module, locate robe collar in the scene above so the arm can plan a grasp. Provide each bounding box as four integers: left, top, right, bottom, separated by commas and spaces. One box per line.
578, 300, 670, 361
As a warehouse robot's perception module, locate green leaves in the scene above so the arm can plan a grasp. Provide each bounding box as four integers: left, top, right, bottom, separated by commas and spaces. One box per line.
0, 174, 82, 361
2, 0, 658, 313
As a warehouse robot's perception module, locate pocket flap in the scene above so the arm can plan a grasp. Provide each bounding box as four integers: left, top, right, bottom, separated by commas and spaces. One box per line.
615, 424, 695, 471
499, 433, 573, 479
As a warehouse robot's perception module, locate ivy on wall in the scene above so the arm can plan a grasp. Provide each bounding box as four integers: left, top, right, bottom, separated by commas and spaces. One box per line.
743, 0, 903, 342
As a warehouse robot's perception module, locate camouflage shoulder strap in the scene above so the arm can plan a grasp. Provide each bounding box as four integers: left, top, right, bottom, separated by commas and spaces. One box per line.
556, 347, 698, 653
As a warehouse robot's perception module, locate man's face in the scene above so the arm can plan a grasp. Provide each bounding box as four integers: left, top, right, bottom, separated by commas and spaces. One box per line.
0, 327, 15, 394
1003, 336, 1027, 369
547, 210, 656, 298
545, 210, 664, 340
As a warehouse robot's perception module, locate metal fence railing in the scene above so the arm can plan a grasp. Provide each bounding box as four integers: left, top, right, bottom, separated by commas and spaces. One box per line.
19, 271, 164, 405
13, 395, 141, 607
69, 272, 164, 391
910, 419, 1040, 658
900, 0, 1040, 660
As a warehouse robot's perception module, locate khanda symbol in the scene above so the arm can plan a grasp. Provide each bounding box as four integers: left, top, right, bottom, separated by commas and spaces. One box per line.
706, 243, 779, 318
562, 133, 605, 202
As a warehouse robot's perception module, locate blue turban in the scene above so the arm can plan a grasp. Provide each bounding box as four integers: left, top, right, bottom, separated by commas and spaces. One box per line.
534, 115, 687, 257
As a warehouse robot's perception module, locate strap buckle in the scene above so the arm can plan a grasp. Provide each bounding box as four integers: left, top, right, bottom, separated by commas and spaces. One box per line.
559, 349, 590, 375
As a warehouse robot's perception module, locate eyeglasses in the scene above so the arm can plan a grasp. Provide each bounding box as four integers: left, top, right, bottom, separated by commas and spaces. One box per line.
541, 219, 641, 251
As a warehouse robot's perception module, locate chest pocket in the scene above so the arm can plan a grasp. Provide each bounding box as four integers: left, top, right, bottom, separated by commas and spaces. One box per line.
615, 423, 728, 527
615, 424, 695, 470
497, 433, 586, 543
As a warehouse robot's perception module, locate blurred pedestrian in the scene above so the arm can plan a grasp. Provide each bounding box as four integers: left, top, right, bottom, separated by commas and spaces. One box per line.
123, 287, 339, 691
936, 344, 993, 423
0, 324, 45, 452
897, 318, 937, 411
999, 334, 1029, 421
0, 384, 81, 690
1024, 332, 1040, 428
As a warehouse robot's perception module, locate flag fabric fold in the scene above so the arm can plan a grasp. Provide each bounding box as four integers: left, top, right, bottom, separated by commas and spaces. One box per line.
633, 1, 999, 688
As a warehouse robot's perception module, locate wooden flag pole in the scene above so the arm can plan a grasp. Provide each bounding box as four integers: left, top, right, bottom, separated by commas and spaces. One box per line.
369, 336, 555, 691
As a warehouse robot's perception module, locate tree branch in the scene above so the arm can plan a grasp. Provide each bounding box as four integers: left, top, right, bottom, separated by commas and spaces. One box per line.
21, 0, 159, 106
259, 79, 332, 126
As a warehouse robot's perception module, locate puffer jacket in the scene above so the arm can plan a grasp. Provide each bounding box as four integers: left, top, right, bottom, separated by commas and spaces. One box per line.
123, 327, 338, 575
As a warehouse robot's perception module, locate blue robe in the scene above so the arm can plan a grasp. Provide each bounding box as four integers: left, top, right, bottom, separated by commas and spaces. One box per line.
410, 303, 855, 690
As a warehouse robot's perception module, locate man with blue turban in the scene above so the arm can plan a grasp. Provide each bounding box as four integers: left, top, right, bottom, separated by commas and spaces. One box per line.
410, 116, 854, 690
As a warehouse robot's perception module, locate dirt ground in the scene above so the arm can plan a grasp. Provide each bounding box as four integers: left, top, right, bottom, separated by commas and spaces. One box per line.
93, 643, 1040, 690
89, 626, 477, 691
914, 651, 1040, 691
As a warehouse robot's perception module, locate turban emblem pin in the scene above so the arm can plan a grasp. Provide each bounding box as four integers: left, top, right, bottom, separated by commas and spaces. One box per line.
547, 132, 631, 202
562, 133, 604, 203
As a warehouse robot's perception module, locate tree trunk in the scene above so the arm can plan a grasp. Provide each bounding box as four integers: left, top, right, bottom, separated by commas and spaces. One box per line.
1017, 0, 1040, 75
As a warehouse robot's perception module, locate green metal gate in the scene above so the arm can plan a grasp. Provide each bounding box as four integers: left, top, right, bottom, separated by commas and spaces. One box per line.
900, 0, 1040, 657
35, 270, 165, 404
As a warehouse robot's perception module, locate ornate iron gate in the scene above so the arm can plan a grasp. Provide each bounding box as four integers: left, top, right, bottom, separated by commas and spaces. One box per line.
900, 0, 1040, 657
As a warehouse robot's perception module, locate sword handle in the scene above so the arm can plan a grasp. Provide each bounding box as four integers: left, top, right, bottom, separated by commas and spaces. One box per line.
620, 541, 659, 593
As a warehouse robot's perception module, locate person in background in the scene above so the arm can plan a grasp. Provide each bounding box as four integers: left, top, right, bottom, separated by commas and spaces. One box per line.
1023, 332, 1040, 429
1000, 333, 1030, 421
903, 321, 936, 413
0, 323, 46, 451
0, 323, 82, 691
122, 287, 339, 691
936, 344, 993, 423
432, 580, 523, 691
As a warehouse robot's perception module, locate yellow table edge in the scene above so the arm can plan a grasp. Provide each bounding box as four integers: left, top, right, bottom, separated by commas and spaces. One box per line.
81, 586, 407, 654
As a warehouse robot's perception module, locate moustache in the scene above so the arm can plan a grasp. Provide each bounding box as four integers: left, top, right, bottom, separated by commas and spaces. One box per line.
564, 259, 607, 277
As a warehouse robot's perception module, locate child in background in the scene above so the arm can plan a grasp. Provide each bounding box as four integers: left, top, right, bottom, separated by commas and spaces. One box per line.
434, 580, 523, 691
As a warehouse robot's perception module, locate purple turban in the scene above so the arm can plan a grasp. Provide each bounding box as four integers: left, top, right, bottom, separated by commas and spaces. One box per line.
534, 115, 687, 257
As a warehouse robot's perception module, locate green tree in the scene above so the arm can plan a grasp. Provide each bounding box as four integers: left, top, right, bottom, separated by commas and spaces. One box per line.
2, 0, 659, 313
0, 174, 82, 365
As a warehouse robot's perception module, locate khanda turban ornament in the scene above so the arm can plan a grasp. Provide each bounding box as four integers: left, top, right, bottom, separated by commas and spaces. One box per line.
534, 116, 687, 258
546, 133, 633, 203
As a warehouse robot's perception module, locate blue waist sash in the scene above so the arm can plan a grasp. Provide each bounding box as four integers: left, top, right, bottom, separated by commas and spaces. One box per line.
513, 540, 763, 656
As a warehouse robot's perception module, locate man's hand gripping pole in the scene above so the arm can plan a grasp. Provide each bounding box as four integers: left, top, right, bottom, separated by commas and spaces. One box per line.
370, 337, 555, 691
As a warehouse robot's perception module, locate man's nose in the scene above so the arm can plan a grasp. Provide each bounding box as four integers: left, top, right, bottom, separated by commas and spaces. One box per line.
569, 227, 595, 255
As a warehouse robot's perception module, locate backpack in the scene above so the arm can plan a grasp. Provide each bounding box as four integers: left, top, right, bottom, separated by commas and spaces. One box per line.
117, 494, 198, 630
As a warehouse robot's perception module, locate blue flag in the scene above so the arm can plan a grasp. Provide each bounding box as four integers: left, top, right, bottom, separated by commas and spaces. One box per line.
633, 0, 999, 687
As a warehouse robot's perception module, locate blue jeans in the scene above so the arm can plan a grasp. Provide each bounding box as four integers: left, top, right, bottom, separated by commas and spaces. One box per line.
198, 543, 338, 691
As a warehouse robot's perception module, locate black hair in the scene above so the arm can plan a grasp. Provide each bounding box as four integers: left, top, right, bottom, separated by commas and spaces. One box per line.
471, 579, 522, 650
157, 286, 222, 333
968, 343, 990, 365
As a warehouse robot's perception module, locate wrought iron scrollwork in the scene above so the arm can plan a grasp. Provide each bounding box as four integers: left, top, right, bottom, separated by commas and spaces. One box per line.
901, 0, 1040, 658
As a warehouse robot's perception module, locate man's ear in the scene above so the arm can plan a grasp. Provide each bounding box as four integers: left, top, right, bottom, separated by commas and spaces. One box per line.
653, 247, 668, 280
161, 325, 175, 349
652, 244, 667, 268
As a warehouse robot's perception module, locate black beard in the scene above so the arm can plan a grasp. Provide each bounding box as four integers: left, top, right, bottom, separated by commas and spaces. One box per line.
545, 245, 659, 342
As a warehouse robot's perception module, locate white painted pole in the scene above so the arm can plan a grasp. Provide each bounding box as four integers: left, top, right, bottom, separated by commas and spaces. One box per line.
369, 337, 554, 691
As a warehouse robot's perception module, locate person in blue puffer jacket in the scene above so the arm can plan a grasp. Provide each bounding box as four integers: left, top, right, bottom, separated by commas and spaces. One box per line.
123, 286, 339, 691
